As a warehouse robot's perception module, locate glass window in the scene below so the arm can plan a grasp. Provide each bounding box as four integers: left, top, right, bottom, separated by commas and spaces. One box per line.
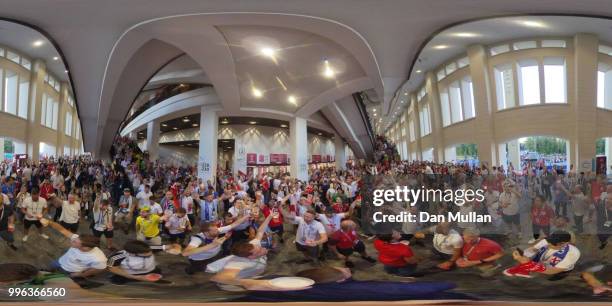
518, 59, 540, 105
76, 123, 81, 140
449, 81, 463, 123
420, 105, 431, 137
6, 51, 20, 64
4, 70, 18, 115
494, 64, 516, 110
409, 120, 415, 141
439, 90, 451, 127
457, 57, 469, 68
0, 47, 4, 57
20, 58, 31, 70
52, 100, 59, 130
541, 40, 566, 48
461, 77, 475, 119
54, 81, 60, 92
67, 95, 74, 107
513, 41, 537, 50
598, 63, 612, 110
65, 112, 73, 136
490, 44, 510, 56
436, 69, 446, 81
543, 57, 566, 103
599, 45, 612, 56
18, 78, 29, 119
445, 62, 457, 75
41, 94, 47, 126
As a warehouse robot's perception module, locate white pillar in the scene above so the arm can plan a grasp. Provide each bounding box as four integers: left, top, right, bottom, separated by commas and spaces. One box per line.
233, 137, 247, 176
444, 146, 457, 163
198, 109, 218, 184
334, 135, 346, 170
146, 120, 160, 160
507, 140, 521, 170
498, 143, 508, 168
605, 138, 612, 172
290, 117, 308, 181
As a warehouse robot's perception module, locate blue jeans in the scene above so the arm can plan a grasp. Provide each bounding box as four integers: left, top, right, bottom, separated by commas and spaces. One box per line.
383, 264, 418, 276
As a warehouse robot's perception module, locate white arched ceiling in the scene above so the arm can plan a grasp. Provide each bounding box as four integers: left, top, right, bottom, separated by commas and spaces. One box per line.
96, 13, 383, 157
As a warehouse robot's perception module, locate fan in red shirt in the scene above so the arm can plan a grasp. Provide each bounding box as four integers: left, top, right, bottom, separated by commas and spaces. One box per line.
530, 195, 555, 241
39, 179, 54, 200
329, 220, 375, 268
456, 228, 504, 269
262, 197, 285, 243
374, 229, 421, 277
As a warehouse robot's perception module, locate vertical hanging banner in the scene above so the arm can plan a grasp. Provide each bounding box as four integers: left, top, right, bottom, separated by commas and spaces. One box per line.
247, 153, 257, 165
198, 157, 211, 181
234, 139, 247, 175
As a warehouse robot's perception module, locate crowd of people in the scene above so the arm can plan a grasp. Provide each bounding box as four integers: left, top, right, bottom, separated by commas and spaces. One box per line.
0, 134, 610, 299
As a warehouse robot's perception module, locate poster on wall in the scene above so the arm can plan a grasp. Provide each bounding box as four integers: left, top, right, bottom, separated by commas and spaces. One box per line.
258, 154, 269, 164
270, 153, 288, 165
312, 155, 321, 163
596, 156, 607, 175
247, 153, 257, 165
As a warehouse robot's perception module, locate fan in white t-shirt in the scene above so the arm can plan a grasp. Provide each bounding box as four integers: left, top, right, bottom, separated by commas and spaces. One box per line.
45, 220, 107, 278
208, 214, 273, 291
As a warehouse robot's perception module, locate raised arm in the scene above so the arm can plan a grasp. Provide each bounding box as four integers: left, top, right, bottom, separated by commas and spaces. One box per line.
47, 219, 75, 239
254, 214, 273, 242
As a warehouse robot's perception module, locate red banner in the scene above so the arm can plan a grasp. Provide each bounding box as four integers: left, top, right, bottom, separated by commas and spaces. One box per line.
270, 153, 288, 165
247, 153, 257, 165
312, 155, 321, 163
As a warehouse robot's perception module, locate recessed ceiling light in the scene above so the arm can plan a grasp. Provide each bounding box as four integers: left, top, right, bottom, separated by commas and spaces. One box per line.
182, 117, 190, 122
416, 69, 422, 73
323, 60, 335, 78
192, 123, 198, 127
249, 121, 257, 125
252, 87, 263, 98
517, 20, 547, 28
226, 147, 232, 149
260, 47, 276, 58
318, 133, 323, 136
433, 45, 449, 50
288, 95, 297, 104
64, 70, 69, 73
32, 40, 44, 47
280, 124, 288, 128
452, 32, 479, 38
52, 56, 59, 61
173, 127, 178, 130
162, 123, 167, 127
221, 120, 229, 124
373, 113, 377, 117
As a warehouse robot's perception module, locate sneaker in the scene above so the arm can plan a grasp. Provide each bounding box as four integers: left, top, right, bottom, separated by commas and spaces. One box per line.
527, 238, 537, 244
362, 256, 377, 263
22, 235, 28, 242
40, 234, 49, 240
503, 266, 533, 278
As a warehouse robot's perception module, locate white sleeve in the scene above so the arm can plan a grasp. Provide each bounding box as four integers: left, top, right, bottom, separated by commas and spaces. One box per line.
218, 225, 232, 234
553, 248, 580, 270
225, 261, 254, 271
533, 239, 548, 250
316, 222, 326, 234
187, 236, 200, 248
450, 235, 464, 249
293, 216, 304, 225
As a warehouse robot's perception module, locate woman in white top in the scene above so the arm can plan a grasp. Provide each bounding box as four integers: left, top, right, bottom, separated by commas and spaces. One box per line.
59, 193, 81, 233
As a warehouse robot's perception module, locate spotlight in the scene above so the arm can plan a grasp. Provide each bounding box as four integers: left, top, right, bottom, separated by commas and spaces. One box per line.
452, 32, 479, 38
517, 20, 547, 28
280, 124, 288, 128
288, 95, 297, 104
252, 87, 263, 98
192, 123, 198, 127
173, 127, 178, 130
249, 121, 257, 125
32, 40, 44, 47
182, 117, 190, 122
323, 60, 335, 78
433, 45, 449, 50
260, 47, 276, 58
52, 56, 59, 61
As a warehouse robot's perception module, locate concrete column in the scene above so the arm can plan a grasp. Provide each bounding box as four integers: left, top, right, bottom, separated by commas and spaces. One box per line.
146, 120, 160, 160
56, 82, 68, 156
410, 94, 423, 160
467, 44, 497, 167
290, 117, 309, 181
425, 72, 445, 162
498, 143, 508, 169
334, 135, 346, 170
26, 60, 46, 161
198, 108, 218, 184
507, 139, 521, 169
573, 33, 598, 172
